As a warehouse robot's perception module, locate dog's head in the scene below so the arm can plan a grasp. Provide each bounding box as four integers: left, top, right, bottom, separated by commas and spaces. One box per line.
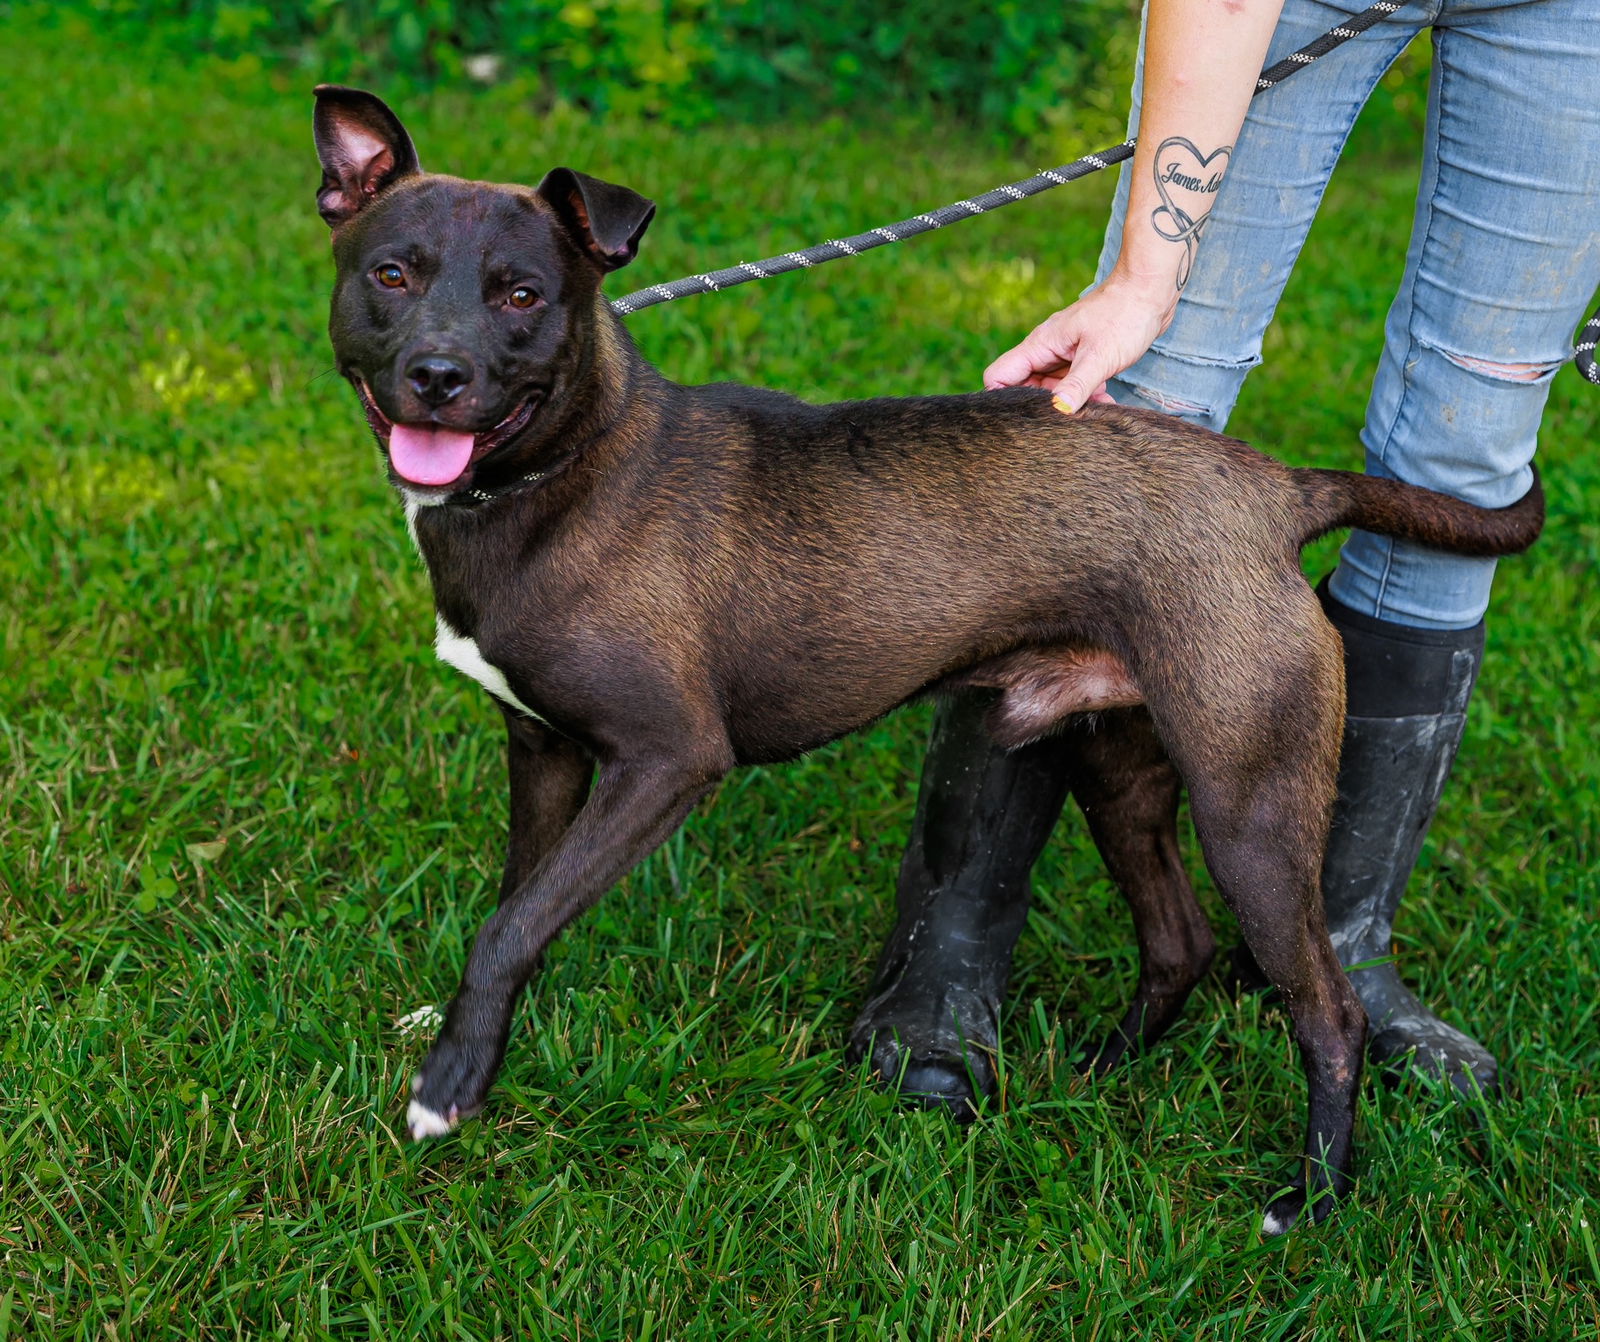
313, 86, 655, 497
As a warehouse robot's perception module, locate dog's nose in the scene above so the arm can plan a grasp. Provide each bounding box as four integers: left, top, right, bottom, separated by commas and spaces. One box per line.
405, 353, 474, 406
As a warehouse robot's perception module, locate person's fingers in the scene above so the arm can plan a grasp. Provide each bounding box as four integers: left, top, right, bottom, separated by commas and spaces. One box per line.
983, 313, 1080, 390
983, 343, 1047, 390
1050, 341, 1117, 414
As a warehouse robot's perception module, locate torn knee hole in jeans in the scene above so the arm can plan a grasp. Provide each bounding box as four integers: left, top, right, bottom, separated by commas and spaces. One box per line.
1436, 349, 1561, 383
1127, 386, 1215, 416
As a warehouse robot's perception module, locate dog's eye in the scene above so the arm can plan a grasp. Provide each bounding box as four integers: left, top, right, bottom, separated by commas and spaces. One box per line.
508, 286, 541, 310
374, 264, 406, 289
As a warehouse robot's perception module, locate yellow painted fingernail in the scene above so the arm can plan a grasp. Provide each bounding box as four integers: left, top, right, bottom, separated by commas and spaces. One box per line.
1051, 392, 1074, 414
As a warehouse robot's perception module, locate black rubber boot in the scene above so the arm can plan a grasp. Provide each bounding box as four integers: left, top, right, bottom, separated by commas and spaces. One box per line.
1317, 584, 1499, 1097
847, 692, 1072, 1117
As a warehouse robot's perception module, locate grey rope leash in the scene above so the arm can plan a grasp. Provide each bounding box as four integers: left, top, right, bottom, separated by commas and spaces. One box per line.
610, 1, 1405, 316
611, 0, 1600, 382
1578, 310, 1600, 385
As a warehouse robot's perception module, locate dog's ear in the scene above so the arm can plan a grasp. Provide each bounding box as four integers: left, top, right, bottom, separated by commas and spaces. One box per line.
313, 85, 421, 229
536, 168, 656, 272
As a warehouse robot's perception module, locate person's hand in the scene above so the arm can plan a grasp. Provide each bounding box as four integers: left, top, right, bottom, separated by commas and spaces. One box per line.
983, 273, 1177, 410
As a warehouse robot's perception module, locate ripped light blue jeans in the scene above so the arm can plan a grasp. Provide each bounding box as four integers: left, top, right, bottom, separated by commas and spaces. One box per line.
1097, 0, 1600, 629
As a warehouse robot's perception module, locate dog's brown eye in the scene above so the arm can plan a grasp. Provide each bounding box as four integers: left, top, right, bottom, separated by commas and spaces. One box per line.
375, 264, 406, 289
508, 286, 540, 310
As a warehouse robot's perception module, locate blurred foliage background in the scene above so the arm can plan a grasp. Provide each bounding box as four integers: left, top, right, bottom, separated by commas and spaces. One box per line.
33, 0, 1430, 149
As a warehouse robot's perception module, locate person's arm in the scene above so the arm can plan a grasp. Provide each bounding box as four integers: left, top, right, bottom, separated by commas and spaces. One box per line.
984, 0, 1285, 407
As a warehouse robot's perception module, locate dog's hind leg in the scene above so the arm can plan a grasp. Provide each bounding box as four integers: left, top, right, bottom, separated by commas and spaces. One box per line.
1142, 616, 1365, 1233
1063, 708, 1216, 1074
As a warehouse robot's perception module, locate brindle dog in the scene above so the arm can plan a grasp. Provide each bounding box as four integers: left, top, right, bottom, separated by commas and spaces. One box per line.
312, 86, 1542, 1231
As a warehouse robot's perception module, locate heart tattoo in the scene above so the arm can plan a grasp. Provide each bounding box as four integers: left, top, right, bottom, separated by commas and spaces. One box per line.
1150, 137, 1232, 291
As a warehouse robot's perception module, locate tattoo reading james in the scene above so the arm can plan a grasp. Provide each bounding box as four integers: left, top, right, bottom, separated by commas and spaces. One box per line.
1150, 136, 1232, 291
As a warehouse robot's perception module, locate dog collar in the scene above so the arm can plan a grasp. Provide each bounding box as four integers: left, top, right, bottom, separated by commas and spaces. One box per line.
448, 466, 548, 508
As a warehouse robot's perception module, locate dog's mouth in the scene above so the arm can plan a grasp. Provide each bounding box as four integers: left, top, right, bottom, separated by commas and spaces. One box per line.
356, 381, 542, 489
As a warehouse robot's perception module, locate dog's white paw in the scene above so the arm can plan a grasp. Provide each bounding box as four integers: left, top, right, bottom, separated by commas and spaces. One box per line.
1260, 1207, 1296, 1237
407, 1098, 457, 1140
395, 1004, 444, 1036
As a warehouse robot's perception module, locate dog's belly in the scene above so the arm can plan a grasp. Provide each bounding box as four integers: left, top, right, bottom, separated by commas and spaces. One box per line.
721, 641, 1143, 764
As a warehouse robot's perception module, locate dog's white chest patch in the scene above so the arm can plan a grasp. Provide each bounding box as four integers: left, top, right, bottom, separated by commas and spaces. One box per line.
434, 615, 548, 724
401, 487, 446, 559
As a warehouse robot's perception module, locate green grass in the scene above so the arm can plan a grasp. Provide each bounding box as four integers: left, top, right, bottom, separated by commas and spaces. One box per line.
4, 10, 1600, 1339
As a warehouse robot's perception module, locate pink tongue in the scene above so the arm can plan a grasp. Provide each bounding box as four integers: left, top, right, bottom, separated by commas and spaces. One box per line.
389, 424, 476, 486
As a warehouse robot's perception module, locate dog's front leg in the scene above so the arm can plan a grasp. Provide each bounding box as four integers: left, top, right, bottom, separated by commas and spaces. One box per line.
498, 712, 594, 901
407, 746, 730, 1138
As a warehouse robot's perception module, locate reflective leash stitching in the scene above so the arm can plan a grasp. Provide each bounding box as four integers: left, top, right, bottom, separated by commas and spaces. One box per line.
611, 0, 1600, 382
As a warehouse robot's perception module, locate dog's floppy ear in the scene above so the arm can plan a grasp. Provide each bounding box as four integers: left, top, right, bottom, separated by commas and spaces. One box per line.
313, 85, 421, 229
536, 168, 656, 272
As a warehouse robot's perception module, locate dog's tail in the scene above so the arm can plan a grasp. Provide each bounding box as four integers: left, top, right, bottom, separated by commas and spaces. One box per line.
1291, 465, 1544, 557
